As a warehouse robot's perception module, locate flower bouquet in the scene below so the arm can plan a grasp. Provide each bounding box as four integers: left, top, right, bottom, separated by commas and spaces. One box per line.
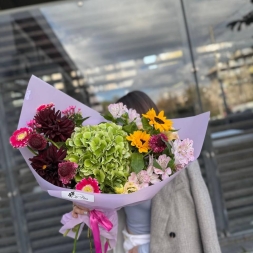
11, 76, 210, 253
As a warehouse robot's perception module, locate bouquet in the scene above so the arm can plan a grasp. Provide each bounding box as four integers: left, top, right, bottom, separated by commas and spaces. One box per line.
10, 76, 210, 253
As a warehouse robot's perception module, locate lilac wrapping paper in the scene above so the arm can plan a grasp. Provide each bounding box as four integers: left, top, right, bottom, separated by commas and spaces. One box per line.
17, 76, 210, 249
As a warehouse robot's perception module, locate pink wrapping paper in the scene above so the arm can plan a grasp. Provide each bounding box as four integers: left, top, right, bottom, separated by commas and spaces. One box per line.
17, 75, 210, 249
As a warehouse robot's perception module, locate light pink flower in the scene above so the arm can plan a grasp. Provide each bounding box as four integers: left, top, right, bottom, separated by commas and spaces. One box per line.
62, 105, 81, 116
153, 154, 172, 180
128, 171, 150, 189
127, 108, 143, 129
108, 103, 128, 118
146, 155, 161, 184
171, 138, 194, 170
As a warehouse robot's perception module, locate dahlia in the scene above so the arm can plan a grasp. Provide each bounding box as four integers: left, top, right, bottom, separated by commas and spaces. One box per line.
29, 145, 67, 187
28, 133, 47, 150
34, 107, 75, 142
10, 127, 32, 148
58, 161, 78, 184
76, 177, 101, 193
149, 133, 168, 153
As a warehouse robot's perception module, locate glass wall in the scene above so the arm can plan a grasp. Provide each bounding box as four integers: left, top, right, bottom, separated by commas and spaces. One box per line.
0, 0, 252, 252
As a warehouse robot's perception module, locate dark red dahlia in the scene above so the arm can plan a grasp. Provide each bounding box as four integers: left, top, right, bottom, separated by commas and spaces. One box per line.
58, 161, 78, 184
34, 107, 75, 142
149, 133, 168, 153
29, 145, 67, 187
28, 133, 47, 150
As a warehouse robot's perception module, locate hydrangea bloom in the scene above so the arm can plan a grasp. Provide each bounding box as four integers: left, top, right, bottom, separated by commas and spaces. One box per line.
65, 122, 131, 192
108, 103, 127, 119
153, 154, 172, 180
171, 138, 194, 170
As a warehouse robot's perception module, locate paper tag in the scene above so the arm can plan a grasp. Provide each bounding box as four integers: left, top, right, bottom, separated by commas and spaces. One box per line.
25, 90, 31, 100
61, 191, 94, 202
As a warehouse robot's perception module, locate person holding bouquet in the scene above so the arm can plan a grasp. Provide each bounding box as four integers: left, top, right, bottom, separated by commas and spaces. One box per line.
72, 91, 221, 253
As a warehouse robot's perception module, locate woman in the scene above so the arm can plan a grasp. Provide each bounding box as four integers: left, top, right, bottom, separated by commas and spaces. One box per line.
72, 91, 221, 253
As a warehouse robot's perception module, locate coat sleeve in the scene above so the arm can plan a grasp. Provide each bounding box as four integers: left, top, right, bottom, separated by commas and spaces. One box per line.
187, 160, 221, 253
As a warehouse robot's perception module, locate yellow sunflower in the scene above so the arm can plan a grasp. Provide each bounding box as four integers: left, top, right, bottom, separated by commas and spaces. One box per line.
126, 130, 150, 153
143, 108, 173, 132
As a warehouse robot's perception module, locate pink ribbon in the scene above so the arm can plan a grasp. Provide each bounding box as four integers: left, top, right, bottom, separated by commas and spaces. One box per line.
90, 210, 113, 253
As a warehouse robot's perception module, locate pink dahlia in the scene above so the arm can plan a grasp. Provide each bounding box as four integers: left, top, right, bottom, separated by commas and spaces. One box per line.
149, 133, 168, 153
36, 103, 54, 112
76, 177, 101, 193
28, 133, 47, 150
58, 161, 78, 185
10, 127, 32, 148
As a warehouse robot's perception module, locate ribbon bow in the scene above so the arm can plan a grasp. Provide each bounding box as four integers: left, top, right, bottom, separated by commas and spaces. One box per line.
60, 209, 117, 253
90, 210, 113, 253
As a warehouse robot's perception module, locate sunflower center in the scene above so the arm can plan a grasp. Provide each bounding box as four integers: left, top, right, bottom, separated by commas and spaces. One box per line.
154, 117, 164, 124
17, 132, 27, 141
140, 139, 146, 145
82, 185, 94, 192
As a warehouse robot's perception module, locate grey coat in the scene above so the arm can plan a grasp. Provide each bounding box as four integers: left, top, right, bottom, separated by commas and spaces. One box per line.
113, 160, 221, 253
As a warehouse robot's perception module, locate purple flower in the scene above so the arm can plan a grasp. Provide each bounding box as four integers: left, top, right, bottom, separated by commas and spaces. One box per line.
149, 133, 168, 153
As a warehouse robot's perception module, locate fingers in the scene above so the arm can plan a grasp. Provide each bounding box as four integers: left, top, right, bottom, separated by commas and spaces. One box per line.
72, 205, 89, 218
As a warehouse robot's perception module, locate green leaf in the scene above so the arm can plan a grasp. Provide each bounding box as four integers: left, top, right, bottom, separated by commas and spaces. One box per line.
153, 159, 163, 171
122, 122, 138, 134
168, 158, 175, 170
75, 116, 90, 127
103, 113, 115, 122
116, 117, 126, 125
130, 153, 144, 173
141, 117, 151, 131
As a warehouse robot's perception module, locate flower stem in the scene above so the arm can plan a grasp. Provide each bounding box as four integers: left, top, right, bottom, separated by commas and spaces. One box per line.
72, 224, 81, 253
63, 229, 70, 237
87, 227, 93, 253
27, 146, 37, 156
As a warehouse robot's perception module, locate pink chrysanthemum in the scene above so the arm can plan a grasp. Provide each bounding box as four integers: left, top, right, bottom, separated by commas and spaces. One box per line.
171, 138, 194, 170
149, 133, 168, 153
76, 177, 101, 193
28, 133, 47, 151
58, 161, 78, 185
36, 103, 54, 112
10, 127, 32, 148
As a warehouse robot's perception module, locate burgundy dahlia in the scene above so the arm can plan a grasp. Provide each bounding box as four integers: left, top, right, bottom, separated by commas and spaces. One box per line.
28, 133, 47, 150
29, 145, 67, 187
58, 161, 78, 184
149, 133, 168, 153
34, 107, 75, 142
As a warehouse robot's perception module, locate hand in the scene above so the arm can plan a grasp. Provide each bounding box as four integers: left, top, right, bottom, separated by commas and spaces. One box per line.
128, 246, 138, 253
72, 203, 89, 218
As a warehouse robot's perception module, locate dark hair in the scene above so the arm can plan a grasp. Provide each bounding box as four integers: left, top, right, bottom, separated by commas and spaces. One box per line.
116, 90, 158, 115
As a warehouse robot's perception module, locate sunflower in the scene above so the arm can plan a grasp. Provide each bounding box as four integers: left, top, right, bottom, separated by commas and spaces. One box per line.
143, 108, 173, 132
126, 130, 150, 153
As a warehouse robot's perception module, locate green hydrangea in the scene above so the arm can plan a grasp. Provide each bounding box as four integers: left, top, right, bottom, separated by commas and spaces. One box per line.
65, 122, 131, 193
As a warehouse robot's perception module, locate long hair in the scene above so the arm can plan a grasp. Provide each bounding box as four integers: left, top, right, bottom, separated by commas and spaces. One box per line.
116, 90, 158, 115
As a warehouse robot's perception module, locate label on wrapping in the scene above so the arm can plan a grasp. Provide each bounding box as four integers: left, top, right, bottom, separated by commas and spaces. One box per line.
61, 191, 94, 202
25, 90, 31, 100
